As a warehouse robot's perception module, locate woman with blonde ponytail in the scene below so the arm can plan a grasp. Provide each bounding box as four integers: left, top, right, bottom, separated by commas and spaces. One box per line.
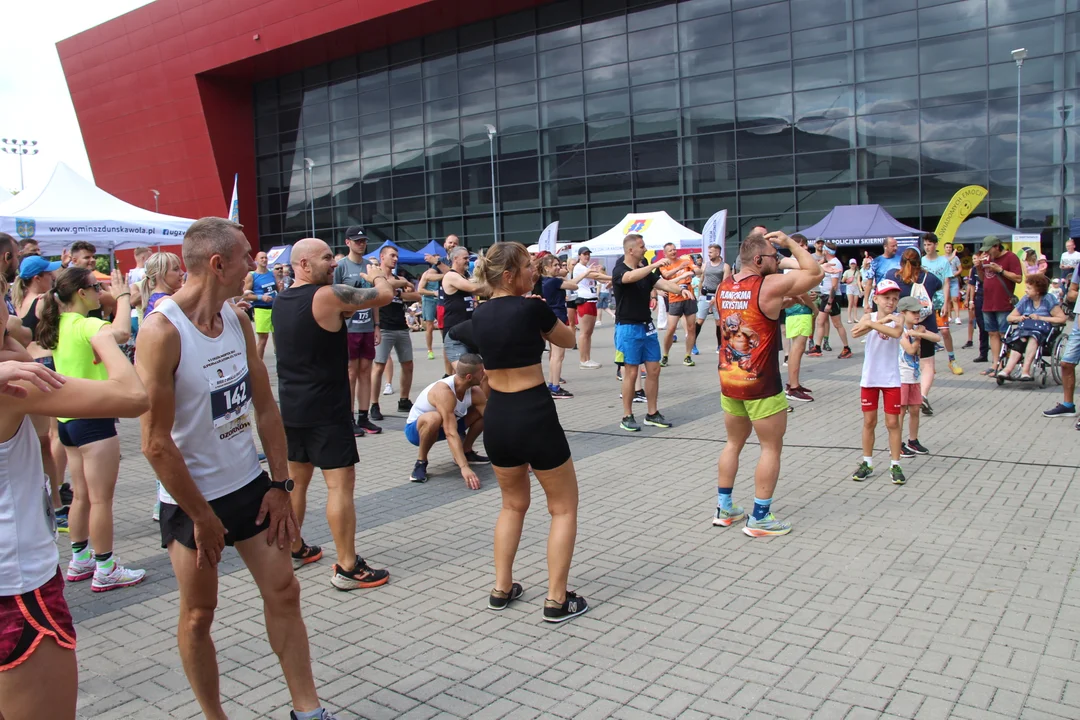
135, 251, 183, 319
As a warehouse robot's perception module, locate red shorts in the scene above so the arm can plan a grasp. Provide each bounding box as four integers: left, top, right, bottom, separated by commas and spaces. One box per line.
436, 304, 445, 330
347, 332, 375, 361
576, 300, 597, 319
860, 386, 901, 415
900, 382, 923, 407
0, 568, 76, 672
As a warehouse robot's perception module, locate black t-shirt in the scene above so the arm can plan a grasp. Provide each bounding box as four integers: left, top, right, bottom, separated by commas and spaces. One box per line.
446, 319, 478, 354
379, 289, 409, 330
472, 296, 558, 369
612, 261, 660, 324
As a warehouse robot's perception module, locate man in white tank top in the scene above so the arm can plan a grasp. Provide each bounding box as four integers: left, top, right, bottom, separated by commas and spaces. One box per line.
405, 353, 488, 489
136, 217, 341, 720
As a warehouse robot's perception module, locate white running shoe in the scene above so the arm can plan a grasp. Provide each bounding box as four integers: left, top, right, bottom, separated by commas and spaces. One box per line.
91, 563, 146, 593
579, 360, 601, 369
382, 383, 394, 395
66, 555, 95, 582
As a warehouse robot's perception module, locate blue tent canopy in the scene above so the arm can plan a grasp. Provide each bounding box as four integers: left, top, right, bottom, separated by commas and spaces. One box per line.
418, 239, 447, 258
799, 205, 923, 246
363, 240, 430, 265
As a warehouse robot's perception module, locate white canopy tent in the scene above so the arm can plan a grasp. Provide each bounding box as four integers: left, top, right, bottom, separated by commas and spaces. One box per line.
0, 188, 12, 202
0, 162, 195, 256
584, 211, 703, 256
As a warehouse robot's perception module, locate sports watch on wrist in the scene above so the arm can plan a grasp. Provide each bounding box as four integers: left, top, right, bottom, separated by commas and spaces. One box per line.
269, 478, 295, 492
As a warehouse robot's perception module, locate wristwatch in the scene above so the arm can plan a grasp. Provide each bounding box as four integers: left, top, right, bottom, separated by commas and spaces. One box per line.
269, 478, 294, 492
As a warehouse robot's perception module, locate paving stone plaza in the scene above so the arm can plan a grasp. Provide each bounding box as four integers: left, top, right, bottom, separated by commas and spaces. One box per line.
67, 324, 1079, 720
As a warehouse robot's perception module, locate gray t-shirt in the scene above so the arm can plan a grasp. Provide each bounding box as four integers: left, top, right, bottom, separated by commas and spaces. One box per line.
333, 257, 374, 333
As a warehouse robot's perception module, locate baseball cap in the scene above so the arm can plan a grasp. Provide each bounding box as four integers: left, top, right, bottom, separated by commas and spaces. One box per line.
17, 256, 62, 280
345, 226, 368, 241
849, 259, 857, 265
979, 235, 1001, 251
875, 279, 901, 295
897, 297, 922, 312
578, 246, 591, 255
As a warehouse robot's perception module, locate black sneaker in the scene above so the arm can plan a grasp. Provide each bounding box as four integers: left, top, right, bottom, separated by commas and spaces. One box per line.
633, 389, 646, 403
615, 367, 623, 381
291, 542, 323, 569
369, 403, 384, 421
900, 443, 915, 459
410, 460, 428, 483
543, 591, 589, 623
550, 386, 574, 399
962, 341, 973, 349
920, 397, 933, 416
464, 450, 490, 465
659, 355, 669, 367
644, 411, 672, 428
488, 582, 523, 610
973, 355, 988, 363
398, 398, 413, 413
59, 482, 73, 506
357, 413, 382, 434
351, 418, 366, 437
823, 339, 832, 352
331, 558, 390, 590
906, 439, 929, 455
620, 415, 641, 432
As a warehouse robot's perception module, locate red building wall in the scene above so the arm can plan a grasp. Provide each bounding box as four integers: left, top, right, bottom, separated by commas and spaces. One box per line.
58, 0, 544, 254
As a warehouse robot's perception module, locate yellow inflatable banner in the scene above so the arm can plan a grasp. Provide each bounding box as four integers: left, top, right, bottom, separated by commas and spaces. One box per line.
934, 185, 988, 245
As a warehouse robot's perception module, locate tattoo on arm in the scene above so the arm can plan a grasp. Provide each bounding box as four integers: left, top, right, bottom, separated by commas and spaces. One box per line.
332, 284, 380, 306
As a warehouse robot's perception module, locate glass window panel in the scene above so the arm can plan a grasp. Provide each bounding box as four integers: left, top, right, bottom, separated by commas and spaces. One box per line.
496, 35, 535, 61
795, 53, 853, 90
459, 44, 494, 69
424, 72, 458, 101
587, 117, 632, 146
391, 103, 423, 129
797, 183, 858, 214
498, 157, 540, 185
332, 118, 359, 142
988, 0, 1064, 26
680, 47, 734, 77
855, 11, 917, 48
855, 0, 915, 19
990, 17, 1065, 61
585, 64, 629, 93
856, 43, 917, 82
584, 35, 629, 69
390, 81, 422, 108
426, 145, 461, 175
921, 137, 989, 173
541, 99, 585, 131
737, 95, 792, 128
684, 131, 737, 163
857, 110, 920, 146
919, 0, 988, 40
792, 24, 853, 60
497, 56, 537, 87
582, 14, 627, 41
499, 129, 538, 157
855, 77, 920, 114
543, 150, 586, 179
360, 154, 391, 180
687, 192, 738, 221
540, 73, 584, 101
391, 172, 425, 198
733, 3, 791, 41
629, 3, 677, 30
685, 162, 738, 193
256, 114, 278, 138
331, 97, 358, 121
633, 110, 680, 139
539, 48, 583, 78
679, 13, 734, 50
545, 205, 586, 229
429, 191, 463, 216
634, 168, 682, 198
858, 143, 920, 178
498, 106, 538, 134
497, 81, 538, 109
301, 103, 330, 127
796, 116, 855, 153
921, 67, 988, 107
360, 111, 390, 135
989, 92, 1066, 134
460, 90, 496, 116
921, 101, 988, 141
683, 102, 737, 134
392, 149, 424, 173
587, 145, 632, 174
630, 55, 679, 86
679, 0, 733, 21
791, 0, 852, 28
682, 72, 735, 106
920, 30, 988, 73
422, 54, 456, 77
634, 139, 680, 169
357, 69, 388, 92
736, 125, 793, 158
738, 189, 795, 226
631, 81, 680, 114
459, 64, 495, 93
590, 202, 633, 235
629, 25, 678, 60
302, 125, 330, 146
585, 89, 630, 121
1070, 13, 1080, 52
924, 170, 992, 205
423, 98, 458, 123
588, 172, 634, 202
537, 24, 581, 50
795, 86, 855, 120
859, 177, 920, 205
796, 151, 856, 184
738, 155, 795, 189
735, 34, 791, 69
736, 63, 791, 99
991, 127, 1064, 166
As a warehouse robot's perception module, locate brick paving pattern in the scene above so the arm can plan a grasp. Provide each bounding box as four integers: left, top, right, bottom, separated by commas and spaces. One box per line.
67, 324, 1079, 719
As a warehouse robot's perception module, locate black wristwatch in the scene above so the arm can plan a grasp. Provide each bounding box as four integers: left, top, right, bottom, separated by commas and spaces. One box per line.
269, 478, 294, 493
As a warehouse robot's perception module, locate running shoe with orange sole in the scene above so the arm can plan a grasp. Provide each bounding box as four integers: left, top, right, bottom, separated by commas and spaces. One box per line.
712, 506, 746, 526
743, 513, 792, 537
292, 542, 323, 569
331, 558, 390, 590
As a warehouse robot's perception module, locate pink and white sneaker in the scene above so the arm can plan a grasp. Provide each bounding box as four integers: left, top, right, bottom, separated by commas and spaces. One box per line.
91, 563, 146, 592
66, 555, 95, 582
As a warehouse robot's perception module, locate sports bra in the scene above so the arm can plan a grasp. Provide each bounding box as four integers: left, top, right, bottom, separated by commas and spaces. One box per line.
471, 296, 558, 370
21, 296, 41, 340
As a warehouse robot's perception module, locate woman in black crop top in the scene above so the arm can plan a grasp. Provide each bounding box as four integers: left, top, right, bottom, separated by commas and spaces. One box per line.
471, 242, 588, 623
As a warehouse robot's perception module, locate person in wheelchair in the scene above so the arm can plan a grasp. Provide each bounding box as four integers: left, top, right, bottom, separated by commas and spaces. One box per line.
997, 274, 1067, 382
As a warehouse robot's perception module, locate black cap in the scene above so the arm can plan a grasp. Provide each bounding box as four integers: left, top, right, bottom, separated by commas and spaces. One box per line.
345, 226, 368, 241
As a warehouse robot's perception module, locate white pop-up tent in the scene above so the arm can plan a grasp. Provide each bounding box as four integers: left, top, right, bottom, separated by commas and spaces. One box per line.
584, 211, 703, 256
0, 162, 195, 256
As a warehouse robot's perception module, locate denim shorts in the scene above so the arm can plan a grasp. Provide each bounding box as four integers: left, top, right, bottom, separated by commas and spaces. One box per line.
982, 310, 1012, 334
614, 322, 662, 366
1061, 328, 1080, 365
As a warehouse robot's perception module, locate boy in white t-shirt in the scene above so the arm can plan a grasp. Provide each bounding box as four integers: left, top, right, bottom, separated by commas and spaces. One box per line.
897, 296, 941, 460
850, 280, 908, 485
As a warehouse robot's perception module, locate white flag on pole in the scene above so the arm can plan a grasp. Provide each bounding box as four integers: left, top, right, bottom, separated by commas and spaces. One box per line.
228, 173, 240, 223
537, 221, 559, 254
701, 209, 728, 262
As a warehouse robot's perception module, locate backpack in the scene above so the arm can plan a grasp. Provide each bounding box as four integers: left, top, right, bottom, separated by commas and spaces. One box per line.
910, 273, 933, 321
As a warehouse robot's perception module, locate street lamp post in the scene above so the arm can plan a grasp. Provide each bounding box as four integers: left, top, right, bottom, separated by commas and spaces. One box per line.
1012, 48, 1027, 229
150, 189, 160, 213
484, 124, 498, 242
1, 139, 39, 191
304, 158, 315, 236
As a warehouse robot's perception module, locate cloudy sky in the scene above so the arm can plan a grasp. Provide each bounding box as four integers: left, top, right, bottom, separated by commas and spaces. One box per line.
0, 0, 153, 194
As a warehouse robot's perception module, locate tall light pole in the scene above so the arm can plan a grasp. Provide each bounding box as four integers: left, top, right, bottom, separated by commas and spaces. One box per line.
1, 139, 39, 191
1012, 48, 1027, 229
150, 189, 160, 213
304, 158, 315, 237
484, 124, 498, 242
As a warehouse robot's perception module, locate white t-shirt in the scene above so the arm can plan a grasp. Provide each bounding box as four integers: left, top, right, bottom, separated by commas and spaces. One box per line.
819, 258, 843, 295
860, 312, 901, 388
127, 267, 146, 318
571, 263, 597, 300
1060, 251, 1080, 271
899, 328, 921, 384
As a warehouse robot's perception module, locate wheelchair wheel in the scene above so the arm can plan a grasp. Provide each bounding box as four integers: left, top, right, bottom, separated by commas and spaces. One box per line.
1051, 334, 1065, 384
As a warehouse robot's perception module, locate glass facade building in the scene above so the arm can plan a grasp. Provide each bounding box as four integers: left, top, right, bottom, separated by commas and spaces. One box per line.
253, 0, 1080, 256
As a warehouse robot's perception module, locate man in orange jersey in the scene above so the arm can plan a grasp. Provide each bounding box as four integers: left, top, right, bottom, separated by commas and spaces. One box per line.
659, 242, 700, 367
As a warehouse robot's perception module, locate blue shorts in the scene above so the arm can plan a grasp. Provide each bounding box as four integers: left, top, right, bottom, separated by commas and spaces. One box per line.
1061, 328, 1080, 365
57, 418, 118, 448
405, 417, 467, 446
983, 310, 1012, 334
422, 297, 437, 322
949, 279, 960, 297
614, 323, 662, 366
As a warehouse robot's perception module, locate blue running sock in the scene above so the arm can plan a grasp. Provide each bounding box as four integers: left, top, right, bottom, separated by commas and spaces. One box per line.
1065, 402, 1075, 409
948, 352, 956, 362
752, 497, 772, 521
292, 709, 325, 720
717, 487, 733, 512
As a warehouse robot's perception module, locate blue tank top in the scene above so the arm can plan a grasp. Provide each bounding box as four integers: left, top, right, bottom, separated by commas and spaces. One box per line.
250, 271, 277, 309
